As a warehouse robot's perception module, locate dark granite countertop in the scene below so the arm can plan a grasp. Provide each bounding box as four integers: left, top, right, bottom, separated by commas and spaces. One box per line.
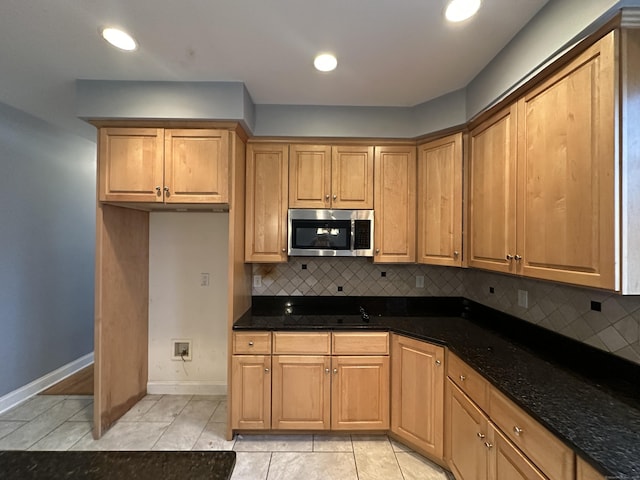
234, 297, 640, 480
0, 451, 236, 479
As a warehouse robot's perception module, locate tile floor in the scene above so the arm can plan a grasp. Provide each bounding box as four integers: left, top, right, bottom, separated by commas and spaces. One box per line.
0, 394, 452, 480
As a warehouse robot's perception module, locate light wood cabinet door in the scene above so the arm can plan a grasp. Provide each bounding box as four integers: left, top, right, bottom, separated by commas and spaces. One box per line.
272, 355, 331, 430
230, 355, 271, 430
577, 457, 606, 480
517, 32, 616, 289
164, 129, 229, 204
374, 145, 417, 263
331, 145, 374, 209
446, 380, 489, 480
492, 426, 547, 480
289, 144, 331, 208
331, 355, 390, 430
468, 104, 518, 274
99, 127, 164, 203
245, 143, 289, 262
417, 133, 463, 266
391, 335, 444, 460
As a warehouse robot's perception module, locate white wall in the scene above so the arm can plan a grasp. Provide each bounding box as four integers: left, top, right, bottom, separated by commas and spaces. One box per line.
148, 212, 229, 395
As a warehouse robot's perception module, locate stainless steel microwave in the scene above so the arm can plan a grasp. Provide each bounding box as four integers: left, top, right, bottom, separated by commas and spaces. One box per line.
288, 209, 374, 257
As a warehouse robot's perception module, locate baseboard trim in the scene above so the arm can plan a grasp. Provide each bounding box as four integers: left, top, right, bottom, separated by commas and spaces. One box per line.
146, 381, 227, 396
0, 352, 94, 415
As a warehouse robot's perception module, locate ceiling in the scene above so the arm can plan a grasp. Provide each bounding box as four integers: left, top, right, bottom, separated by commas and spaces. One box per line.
0, 0, 549, 139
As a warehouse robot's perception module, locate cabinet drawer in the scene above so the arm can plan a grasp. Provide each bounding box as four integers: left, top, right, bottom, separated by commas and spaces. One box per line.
233, 332, 271, 354
332, 332, 389, 354
489, 387, 574, 480
273, 332, 331, 354
447, 353, 489, 412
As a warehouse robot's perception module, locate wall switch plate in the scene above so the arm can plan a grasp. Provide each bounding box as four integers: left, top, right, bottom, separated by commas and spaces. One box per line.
253, 275, 262, 288
416, 275, 425, 288
200, 273, 210, 287
518, 289, 528, 308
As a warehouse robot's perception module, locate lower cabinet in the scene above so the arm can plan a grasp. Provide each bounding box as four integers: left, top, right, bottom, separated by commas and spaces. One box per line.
446, 379, 547, 480
391, 334, 445, 460
231, 331, 389, 432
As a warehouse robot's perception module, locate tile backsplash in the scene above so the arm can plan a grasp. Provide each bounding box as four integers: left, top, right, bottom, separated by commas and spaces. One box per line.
252, 259, 640, 365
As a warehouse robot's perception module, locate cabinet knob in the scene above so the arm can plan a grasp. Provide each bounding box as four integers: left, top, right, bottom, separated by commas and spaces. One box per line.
333, 368, 338, 374
248, 341, 254, 346
514, 254, 522, 261
506, 254, 514, 260
477, 432, 486, 439
325, 368, 330, 374
459, 375, 466, 382
264, 368, 270, 373
282, 248, 286, 253
513, 426, 524, 436
484, 442, 493, 450
155, 186, 161, 195
435, 360, 441, 366
333, 194, 337, 200
325, 194, 330, 201
375, 248, 380, 254
163, 186, 170, 196
453, 251, 459, 257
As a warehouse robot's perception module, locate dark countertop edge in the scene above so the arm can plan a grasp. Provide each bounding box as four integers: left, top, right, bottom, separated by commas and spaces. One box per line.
233, 306, 640, 478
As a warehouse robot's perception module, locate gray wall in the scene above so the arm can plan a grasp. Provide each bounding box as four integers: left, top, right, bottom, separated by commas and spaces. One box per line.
0, 102, 96, 397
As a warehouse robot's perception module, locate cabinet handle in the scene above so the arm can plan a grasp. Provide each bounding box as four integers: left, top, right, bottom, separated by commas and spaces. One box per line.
477, 432, 485, 439
333, 368, 338, 374
484, 442, 493, 449
513, 426, 523, 436
506, 254, 514, 260
155, 186, 162, 195
435, 360, 441, 366
459, 375, 466, 382
514, 254, 522, 261
264, 368, 270, 373
333, 194, 337, 200
248, 341, 254, 346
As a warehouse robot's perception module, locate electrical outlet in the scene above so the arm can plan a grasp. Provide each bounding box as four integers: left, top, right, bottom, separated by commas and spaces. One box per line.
200, 273, 210, 287
253, 275, 262, 288
416, 275, 425, 288
518, 289, 528, 308
171, 339, 192, 361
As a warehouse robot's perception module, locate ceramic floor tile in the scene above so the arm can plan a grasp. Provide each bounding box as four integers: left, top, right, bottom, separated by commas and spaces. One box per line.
29, 421, 92, 451
0, 395, 64, 421
234, 434, 313, 452
118, 399, 158, 421
0, 398, 93, 450
210, 401, 227, 422
193, 422, 236, 450
0, 421, 25, 440
389, 438, 412, 452
353, 437, 403, 480
152, 398, 218, 450
71, 421, 171, 451
313, 434, 353, 452
267, 452, 358, 480
395, 452, 452, 480
68, 403, 93, 422
141, 395, 192, 422
230, 452, 272, 480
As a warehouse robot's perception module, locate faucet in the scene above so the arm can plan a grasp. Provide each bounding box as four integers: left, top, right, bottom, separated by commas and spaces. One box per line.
359, 306, 370, 322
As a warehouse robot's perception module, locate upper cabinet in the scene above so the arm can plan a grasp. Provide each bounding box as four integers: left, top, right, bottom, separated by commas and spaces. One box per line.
374, 145, 417, 263
468, 31, 619, 290
245, 143, 289, 263
99, 127, 229, 204
289, 144, 374, 209
417, 133, 463, 267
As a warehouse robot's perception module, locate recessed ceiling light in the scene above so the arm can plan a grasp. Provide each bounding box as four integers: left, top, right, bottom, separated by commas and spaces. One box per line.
314, 53, 338, 72
101, 27, 137, 51
445, 0, 481, 22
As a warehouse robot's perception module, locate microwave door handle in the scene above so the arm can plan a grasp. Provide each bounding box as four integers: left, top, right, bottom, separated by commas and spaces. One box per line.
351, 220, 356, 251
